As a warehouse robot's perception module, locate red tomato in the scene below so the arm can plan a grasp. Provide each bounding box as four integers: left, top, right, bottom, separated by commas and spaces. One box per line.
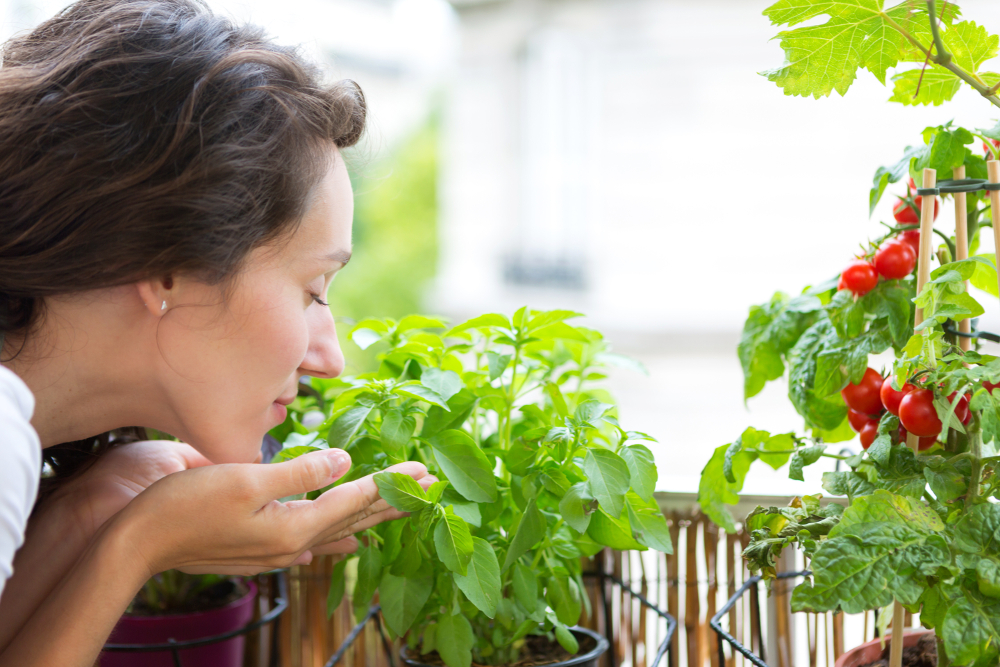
946, 392, 971, 425
860, 421, 879, 449
840, 261, 878, 296
842, 368, 885, 415
899, 388, 942, 437
892, 196, 938, 225
983, 139, 1000, 155
896, 426, 937, 451
897, 230, 921, 256
984, 380, 1000, 393
880, 377, 915, 416
848, 408, 879, 432
874, 241, 916, 280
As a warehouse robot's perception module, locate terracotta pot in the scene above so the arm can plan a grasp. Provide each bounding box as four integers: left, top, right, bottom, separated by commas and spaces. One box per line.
401, 626, 609, 667
835, 629, 936, 667
101, 581, 257, 667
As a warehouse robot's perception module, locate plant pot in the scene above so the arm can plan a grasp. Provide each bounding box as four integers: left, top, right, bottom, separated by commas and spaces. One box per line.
835, 629, 936, 667
400, 626, 609, 667
101, 580, 257, 667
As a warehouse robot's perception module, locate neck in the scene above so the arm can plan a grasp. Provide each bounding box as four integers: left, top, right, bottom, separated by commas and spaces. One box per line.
2, 287, 169, 447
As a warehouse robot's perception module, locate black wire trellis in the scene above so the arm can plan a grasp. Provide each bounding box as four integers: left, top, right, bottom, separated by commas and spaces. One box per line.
324, 562, 678, 667
708, 570, 810, 667
101, 570, 288, 667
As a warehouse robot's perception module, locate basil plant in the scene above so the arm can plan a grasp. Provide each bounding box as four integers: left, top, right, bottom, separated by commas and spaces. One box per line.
270, 308, 671, 667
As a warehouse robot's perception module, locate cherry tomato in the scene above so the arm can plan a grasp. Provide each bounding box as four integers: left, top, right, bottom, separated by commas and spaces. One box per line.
880, 377, 915, 416
841, 368, 885, 415
897, 230, 921, 256
860, 421, 879, 449
892, 196, 938, 225
896, 426, 937, 451
984, 380, 1000, 393
899, 388, 942, 437
946, 392, 971, 425
983, 139, 1000, 155
874, 241, 916, 280
839, 261, 878, 296
848, 408, 879, 432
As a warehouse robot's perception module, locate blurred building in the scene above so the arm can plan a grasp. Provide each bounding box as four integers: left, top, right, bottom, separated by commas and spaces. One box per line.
435, 0, 1000, 490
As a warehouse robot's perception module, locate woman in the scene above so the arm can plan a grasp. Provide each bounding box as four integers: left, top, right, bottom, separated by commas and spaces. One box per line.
0, 0, 433, 664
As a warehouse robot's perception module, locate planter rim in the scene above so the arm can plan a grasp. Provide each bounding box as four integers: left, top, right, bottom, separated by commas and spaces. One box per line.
400, 626, 609, 667
117, 580, 257, 623
834, 628, 935, 667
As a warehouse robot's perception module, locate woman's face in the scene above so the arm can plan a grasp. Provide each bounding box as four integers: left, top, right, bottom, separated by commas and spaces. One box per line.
154, 146, 352, 463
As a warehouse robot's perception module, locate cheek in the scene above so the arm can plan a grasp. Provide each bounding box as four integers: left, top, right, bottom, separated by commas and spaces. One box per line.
243, 288, 310, 379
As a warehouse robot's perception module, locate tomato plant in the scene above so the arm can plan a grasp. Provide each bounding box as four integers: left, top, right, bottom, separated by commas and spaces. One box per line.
697, 5, 1000, 653
269, 309, 669, 666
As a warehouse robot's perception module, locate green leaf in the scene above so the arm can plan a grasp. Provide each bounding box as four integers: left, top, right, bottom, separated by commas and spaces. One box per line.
486, 351, 511, 381
328, 404, 373, 449
430, 430, 498, 503
421, 368, 464, 403
738, 292, 821, 400
379, 571, 434, 636
789, 444, 827, 482
621, 444, 657, 501
351, 327, 383, 350
546, 576, 582, 626
787, 320, 849, 430
327, 557, 350, 619
421, 388, 477, 438
433, 508, 474, 576
559, 482, 596, 533
506, 438, 538, 476
271, 445, 322, 463
586, 507, 645, 550
583, 448, 631, 518
454, 537, 502, 618
699, 439, 754, 533
352, 545, 383, 619
374, 471, 432, 512
526, 309, 583, 331
380, 408, 415, 458
395, 315, 448, 333
394, 382, 450, 410
889, 66, 961, 106
435, 613, 474, 667
512, 563, 539, 612
446, 313, 512, 336
555, 625, 579, 654
626, 499, 674, 553
442, 489, 482, 527
503, 498, 547, 571
940, 583, 1000, 666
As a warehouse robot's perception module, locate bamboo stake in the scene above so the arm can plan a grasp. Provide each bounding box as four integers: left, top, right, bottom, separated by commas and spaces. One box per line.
893, 167, 937, 667
953, 165, 971, 352
990, 161, 1000, 298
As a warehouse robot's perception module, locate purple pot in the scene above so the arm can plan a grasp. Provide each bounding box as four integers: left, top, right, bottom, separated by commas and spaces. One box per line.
101, 581, 257, 667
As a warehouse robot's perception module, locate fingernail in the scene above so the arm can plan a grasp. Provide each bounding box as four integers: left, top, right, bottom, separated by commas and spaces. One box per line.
327, 449, 351, 477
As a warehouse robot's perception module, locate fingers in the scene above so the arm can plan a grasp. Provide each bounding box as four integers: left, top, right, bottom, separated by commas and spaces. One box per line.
310, 537, 359, 555
309, 462, 430, 529
258, 449, 352, 501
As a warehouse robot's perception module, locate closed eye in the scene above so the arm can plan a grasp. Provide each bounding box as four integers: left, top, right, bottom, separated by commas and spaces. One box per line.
310, 293, 329, 307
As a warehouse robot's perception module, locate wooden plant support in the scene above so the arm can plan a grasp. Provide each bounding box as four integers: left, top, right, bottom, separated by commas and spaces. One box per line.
953, 165, 971, 352
990, 161, 1000, 298
891, 167, 938, 667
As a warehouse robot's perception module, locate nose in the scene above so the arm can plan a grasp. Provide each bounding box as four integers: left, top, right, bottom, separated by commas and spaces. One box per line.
299, 304, 345, 379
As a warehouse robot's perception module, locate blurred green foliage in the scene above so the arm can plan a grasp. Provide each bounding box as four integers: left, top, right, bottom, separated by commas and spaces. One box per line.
333, 118, 439, 373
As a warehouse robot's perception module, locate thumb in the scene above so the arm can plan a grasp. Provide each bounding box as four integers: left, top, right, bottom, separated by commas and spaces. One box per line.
258, 449, 352, 501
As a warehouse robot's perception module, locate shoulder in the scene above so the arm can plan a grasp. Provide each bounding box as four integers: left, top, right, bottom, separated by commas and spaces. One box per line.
0, 364, 41, 585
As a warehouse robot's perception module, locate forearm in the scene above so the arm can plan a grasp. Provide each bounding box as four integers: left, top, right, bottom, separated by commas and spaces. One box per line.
0, 501, 92, 650
0, 516, 150, 667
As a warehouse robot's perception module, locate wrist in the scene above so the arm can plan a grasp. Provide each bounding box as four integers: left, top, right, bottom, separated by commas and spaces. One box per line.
102, 506, 160, 584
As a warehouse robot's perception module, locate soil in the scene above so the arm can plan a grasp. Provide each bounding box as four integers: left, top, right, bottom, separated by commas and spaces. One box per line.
126, 578, 249, 616
409, 632, 598, 667
860, 634, 937, 667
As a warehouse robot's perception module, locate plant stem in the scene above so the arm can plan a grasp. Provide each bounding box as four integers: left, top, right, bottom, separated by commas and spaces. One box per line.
969, 428, 983, 503
880, 7, 1000, 110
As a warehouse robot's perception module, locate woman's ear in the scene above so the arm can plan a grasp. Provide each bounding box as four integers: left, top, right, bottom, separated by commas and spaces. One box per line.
135, 275, 175, 317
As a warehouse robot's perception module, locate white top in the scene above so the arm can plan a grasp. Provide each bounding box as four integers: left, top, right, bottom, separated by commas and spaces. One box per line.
0, 364, 40, 603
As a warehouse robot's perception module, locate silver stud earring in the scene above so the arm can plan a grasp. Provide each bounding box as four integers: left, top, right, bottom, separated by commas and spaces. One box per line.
161, 300, 167, 312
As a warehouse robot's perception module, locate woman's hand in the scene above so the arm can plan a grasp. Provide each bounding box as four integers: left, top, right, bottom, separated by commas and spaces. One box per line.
118, 448, 432, 576
51, 439, 214, 545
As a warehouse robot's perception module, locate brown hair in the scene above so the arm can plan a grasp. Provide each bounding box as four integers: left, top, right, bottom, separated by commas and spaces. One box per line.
0, 0, 366, 498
